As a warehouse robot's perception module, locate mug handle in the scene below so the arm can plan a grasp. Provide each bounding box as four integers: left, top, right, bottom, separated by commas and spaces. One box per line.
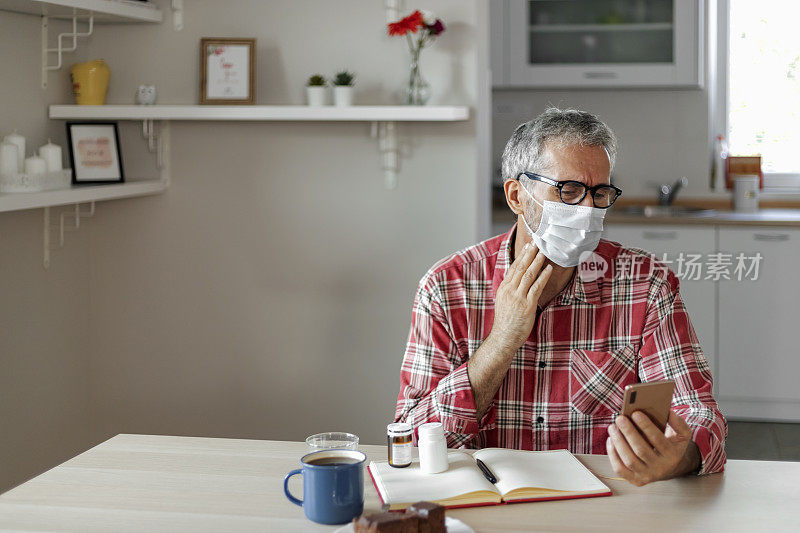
283, 469, 303, 507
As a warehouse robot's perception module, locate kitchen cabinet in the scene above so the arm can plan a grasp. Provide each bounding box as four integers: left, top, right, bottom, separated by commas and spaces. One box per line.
604, 223, 800, 422
717, 227, 800, 421
603, 224, 717, 390
491, 0, 704, 88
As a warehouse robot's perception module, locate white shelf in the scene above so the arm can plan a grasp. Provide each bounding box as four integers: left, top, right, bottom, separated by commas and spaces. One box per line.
529, 23, 673, 33
0, 0, 162, 23
48, 105, 471, 122
47, 104, 469, 192
0, 179, 166, 213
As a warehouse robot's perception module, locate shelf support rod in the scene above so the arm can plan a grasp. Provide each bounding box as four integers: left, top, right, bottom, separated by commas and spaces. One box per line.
159, 121, 171, 185
141, 119, 163, 168
171, 0, 184, 31
43, 207, 50, 269
58, 202, 95, 246
385, 0, 404, 23
42, 202, 95, 269
41, 14, 48, 88
371, 121, 399, 189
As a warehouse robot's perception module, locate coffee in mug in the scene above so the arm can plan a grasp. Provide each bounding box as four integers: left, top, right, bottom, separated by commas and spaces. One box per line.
306, 457, 362, 466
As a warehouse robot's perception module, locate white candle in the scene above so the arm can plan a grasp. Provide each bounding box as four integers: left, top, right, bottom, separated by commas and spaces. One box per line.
39, 139, 62, 172
0, 141, 18, 175
24, 154, 47, 175
3, 131, 25, 171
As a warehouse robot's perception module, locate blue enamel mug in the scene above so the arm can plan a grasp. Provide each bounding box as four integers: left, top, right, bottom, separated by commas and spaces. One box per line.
283, 449, 366, 525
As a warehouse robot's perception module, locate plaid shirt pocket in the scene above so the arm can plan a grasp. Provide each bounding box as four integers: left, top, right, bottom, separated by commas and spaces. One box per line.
569, 344, 638, 416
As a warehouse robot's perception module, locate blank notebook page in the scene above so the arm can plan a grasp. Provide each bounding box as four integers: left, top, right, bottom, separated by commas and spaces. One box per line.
370, 451, 498, 503
474, 448, 609, 496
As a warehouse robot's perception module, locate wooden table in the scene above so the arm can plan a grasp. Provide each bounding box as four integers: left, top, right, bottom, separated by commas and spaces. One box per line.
1, 434, 798, 532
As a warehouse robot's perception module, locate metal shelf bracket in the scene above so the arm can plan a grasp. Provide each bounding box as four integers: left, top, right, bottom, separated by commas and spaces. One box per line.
171, 0, 184, 31
141, 119, 164, 168
385, 0, 404, 22
43, 202, 95, 269
41, 11, 94, 89
38, 120, 170, 269
371, 121, 399, 189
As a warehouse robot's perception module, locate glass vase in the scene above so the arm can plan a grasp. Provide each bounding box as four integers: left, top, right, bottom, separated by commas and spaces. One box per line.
406, 51, 430, 105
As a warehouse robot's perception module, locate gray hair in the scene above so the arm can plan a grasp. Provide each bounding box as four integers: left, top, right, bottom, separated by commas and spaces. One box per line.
501, 107, 618, 182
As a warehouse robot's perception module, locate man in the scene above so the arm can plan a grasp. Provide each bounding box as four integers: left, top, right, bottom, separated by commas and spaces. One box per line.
394, 108, 726, 485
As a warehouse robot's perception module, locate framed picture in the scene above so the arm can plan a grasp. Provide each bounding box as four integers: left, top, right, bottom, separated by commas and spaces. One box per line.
65, 121, 124, 185
200, 37, 256, 104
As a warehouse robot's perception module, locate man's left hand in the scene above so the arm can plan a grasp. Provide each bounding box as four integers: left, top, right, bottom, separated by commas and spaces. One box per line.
606, 409, 701, 486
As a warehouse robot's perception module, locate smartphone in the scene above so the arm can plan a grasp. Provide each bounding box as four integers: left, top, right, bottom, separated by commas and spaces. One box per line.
621, 379, 675, 432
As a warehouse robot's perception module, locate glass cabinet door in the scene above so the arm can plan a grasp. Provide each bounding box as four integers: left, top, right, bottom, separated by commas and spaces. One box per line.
527, 0, 674, 65
499, 0, 702, 88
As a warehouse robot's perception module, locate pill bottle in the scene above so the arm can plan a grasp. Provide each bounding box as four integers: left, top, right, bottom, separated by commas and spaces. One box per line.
418, 422, 449, 474
387, 422, 413, 468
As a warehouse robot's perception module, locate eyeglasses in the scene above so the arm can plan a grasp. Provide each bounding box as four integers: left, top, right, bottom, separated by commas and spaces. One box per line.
516, 172, 622, 209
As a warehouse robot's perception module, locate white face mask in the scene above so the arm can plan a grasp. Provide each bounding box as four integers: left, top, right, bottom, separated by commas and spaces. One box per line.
519, 181, 606, 268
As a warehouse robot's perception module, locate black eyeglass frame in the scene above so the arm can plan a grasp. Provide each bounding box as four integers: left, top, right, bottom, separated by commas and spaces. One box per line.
516, 171, 622, 209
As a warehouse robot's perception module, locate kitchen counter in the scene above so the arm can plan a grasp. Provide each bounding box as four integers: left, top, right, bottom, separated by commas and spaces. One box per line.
606, 208, 800, 226
493, 208, 800, 228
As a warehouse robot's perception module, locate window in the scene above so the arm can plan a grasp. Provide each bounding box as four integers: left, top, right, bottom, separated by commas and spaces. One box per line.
724, 0, 800, 190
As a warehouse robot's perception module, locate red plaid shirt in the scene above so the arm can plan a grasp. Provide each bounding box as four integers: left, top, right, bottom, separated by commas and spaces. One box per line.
395, 225, 727, 475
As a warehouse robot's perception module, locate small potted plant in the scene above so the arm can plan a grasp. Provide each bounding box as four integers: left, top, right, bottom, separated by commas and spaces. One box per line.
332, 70, 355, 107
306, 74, 328, 106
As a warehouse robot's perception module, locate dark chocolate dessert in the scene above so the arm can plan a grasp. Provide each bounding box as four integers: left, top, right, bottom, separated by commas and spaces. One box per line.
353, 501, 446, 533
408, 501, 446, 533
352, 511, 419, 532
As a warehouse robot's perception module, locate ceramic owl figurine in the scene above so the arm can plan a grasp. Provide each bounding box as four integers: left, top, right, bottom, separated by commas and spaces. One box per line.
135, 85, 157, 105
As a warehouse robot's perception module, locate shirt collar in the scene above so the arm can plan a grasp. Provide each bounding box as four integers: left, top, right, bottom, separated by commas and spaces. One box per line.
492, 223, 603, 306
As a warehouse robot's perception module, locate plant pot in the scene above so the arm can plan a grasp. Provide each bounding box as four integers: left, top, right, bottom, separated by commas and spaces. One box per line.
333, 86, 354, 106
306, 86, 328, 106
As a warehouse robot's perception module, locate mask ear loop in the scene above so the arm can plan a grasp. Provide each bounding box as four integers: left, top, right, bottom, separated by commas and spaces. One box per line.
519, 176, 546, 210
518, 177, 545, 237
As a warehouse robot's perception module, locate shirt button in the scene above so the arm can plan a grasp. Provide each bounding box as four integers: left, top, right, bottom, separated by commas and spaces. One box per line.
538, 361, 546, 368
536, 416, 544, 424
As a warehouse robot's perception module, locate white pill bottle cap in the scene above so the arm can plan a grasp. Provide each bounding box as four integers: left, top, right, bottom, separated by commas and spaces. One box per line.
418, 422, 445, 442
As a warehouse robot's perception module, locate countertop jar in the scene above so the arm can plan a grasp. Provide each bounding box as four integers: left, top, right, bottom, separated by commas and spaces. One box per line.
386, 422, 413, 468
418, 422, 449, 474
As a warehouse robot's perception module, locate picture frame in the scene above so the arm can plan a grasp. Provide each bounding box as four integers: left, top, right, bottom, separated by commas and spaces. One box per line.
65, 121, 124, 185
199, 37, 256, 105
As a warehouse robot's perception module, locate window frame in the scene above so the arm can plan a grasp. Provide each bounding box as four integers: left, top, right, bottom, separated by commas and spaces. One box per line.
714, 0, 800, 191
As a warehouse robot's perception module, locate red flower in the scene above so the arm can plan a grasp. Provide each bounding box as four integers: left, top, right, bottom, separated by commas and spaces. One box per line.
427, 19, 445, 36
388, 10, 424, 36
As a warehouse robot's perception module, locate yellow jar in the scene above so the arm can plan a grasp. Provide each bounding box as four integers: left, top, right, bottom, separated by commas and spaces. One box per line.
70, 59, 110, 105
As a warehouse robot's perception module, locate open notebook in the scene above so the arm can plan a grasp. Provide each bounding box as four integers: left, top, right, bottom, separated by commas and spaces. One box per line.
368, 448, 611, 510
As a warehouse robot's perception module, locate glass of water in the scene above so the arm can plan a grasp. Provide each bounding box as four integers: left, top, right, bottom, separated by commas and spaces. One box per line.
306, 432, 360, 452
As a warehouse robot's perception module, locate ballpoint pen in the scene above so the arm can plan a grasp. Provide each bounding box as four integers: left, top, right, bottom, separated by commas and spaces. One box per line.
476, 458, 498, 484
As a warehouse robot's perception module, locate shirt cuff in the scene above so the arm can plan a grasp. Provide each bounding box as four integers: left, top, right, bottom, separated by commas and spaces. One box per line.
691, 425, 726, 475
433, 361, 496, 437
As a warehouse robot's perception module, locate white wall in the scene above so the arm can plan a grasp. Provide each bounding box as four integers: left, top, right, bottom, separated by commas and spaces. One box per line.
0, 0, 487, 493
79, 0, 486, 448
0, 12, 93, 491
